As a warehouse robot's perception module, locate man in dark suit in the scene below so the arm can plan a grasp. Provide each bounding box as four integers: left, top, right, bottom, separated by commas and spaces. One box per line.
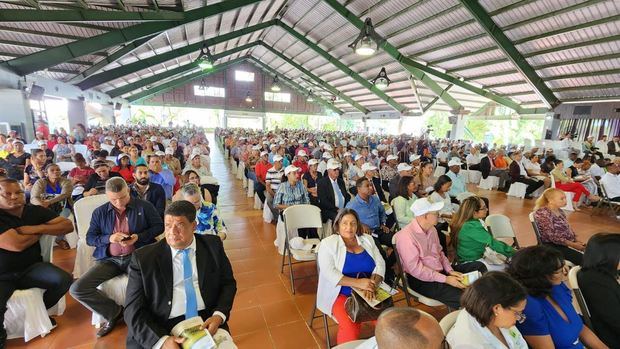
608, 135, 620, 156
479, 148, 510, 191
508, 151, 543, 199
124, 200, 237, 349
317, 159, 350, 223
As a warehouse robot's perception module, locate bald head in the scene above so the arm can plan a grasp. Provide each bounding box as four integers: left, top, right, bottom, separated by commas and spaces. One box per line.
375, 308, 444, 349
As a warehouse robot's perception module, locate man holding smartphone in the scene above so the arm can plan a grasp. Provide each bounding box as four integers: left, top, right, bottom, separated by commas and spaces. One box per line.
70, 177, 163, 338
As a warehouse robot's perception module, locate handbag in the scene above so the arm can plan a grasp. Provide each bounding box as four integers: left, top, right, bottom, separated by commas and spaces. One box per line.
344, 276, 394, 323
483, 246, 507, 265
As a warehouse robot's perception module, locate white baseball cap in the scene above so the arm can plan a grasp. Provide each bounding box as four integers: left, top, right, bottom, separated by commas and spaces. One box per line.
284, 165, 300, 176
397, 163, 412, 172
354, 154, 364, 161
361, 163, 377, 173
273, 155, 283, 162
260, 151, 268, 157
386, 154, 398, 161
322, 152, 332, 159
165, 147, 174, 155
117, 153, 130, 161
410, 198, 444, 217
326, 159, 341, 170
324, 144, 333, 151
371, 149, 378, 156
308, 159, 319, 166
448, 158, 462, 167
252, 145, 261, 150
409, 154, 421, 162
155, 151, 165, 157
297, 150, 308, 157
191, 153, 201, 160
343, 152, 352, 157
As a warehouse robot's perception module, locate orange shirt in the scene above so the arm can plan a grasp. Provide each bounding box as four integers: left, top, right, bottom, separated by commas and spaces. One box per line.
493, 156, 507, 169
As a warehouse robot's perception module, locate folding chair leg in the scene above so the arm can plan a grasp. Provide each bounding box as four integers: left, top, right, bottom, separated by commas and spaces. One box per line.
308, 304, 317, 327
322, 313, 331, 349
280, 248, 287, 274
288, 251, 296, 294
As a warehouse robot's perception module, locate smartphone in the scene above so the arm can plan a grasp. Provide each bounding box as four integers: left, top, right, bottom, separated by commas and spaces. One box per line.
121, 235, 132, 241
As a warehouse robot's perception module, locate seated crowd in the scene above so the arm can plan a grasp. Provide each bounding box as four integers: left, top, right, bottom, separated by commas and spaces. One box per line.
0, 124, 617, 349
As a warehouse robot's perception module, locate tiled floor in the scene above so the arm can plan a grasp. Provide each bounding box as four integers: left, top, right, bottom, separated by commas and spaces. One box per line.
7, 134, 619, 349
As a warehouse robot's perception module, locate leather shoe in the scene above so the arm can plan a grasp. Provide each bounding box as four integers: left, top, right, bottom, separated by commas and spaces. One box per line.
96, 308, 123, 338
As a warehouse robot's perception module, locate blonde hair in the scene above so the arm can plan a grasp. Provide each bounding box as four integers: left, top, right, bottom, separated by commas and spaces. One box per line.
534, 188, 564, 210
450, 196, 485, 250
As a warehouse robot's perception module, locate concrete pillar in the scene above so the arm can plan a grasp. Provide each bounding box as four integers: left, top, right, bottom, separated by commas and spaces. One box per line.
67, 99, 87, 130
450, 114, 465, 140
261, 115, 266, 130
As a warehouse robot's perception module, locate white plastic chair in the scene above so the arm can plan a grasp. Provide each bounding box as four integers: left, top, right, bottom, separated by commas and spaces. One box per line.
280, 204, 323, 294
439, 310, 461, 335
567, 266, 593, 329
485, 214, 519, 248
236, 161, 245, 180
56, 162, 76, 173
478, 176, 499, 190
91, 275, 128, 327
253, 193, 262, 210
246, 180, 254, 198
64, 212, 78, 249
230, 157, 237, 175
106, 156, 117, 163
5, 235, 66, 342
332, 340, 367, 349
507, 182, 527, 199
433, 166, 446, 178
73, 194, 109, 278
468, 170, 482, 185
550, 176, 576, 211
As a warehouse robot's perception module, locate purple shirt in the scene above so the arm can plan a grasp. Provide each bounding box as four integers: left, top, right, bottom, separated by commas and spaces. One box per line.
108, 208, 135, 256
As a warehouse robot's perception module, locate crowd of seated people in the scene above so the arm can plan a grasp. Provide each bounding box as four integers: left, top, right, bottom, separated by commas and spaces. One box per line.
0, 125, 236, 348
219, 127, 618, 348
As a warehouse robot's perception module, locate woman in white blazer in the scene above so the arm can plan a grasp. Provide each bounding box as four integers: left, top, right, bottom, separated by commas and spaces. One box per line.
446, 272, 529, 349
317, 208, 385, 345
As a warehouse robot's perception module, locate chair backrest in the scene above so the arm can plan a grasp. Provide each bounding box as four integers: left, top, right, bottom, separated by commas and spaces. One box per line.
283, 204, 323, 231
550, 174, 557, 188
567, 266, 593, 328
485, 214, 518, 247
39, 234, 55, 263
439, 310, 461, 335
332, 339, 368, 349
74, 194, 109, 238
56, 161, 76, 173
528, 212, 542, 244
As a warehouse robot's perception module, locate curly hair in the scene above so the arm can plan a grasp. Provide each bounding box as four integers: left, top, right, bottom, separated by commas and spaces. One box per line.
506, 246, 564, 297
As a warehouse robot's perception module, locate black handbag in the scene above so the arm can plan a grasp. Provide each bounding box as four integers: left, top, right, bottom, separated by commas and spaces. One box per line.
344, 276, 394, 323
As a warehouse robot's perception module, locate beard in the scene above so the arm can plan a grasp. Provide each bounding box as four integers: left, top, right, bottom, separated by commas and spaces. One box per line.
137, 178, 149, 186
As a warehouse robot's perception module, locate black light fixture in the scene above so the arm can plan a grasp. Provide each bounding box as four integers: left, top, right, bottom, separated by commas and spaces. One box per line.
271, 75, 281, 92
196, 44, 214, 70
371, 67, 391, 90
198, 78, 207, 91
306, 90, 314, 102
245, 91, 252, 103
348, 18, 380, 56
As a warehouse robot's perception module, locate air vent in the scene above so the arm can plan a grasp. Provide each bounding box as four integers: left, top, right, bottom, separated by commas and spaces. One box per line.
573, 105, 592, 115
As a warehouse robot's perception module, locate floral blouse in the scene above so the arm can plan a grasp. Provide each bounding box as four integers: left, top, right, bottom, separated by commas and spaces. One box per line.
196, 201, 226, 235
534, 207, 576, 245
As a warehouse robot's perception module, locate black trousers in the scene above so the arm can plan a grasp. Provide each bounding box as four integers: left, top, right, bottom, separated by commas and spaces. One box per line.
514, 177, 544, 196
201, 184, 220, 205
544, 243, 583, 266
406, 261, 487, 309
0, 262, 72, 339
371, 229, 396, 283
434, 222, 449, 255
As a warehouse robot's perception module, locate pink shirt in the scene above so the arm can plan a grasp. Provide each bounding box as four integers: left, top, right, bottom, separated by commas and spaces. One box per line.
394, 218, 453, 283
108, 208, 135, 256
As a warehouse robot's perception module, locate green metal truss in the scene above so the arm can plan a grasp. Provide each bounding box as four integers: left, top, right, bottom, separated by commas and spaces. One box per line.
258, 42, 369, 114
126, 57, 248, 103
76, 20, 274, 90
0, 9, 185, 22
0, 0, 262, 76
320, 0, 461, 112
276, 20, 408, 113
248, 58, 344, 114
459, 0, 559, 109
107, 42, 260, 98
321, 0, 547, 114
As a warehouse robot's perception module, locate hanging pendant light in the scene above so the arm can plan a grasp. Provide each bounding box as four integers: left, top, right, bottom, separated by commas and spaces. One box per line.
371, 67, 391, 90
349, 18, 379, 56
198, 78, 207, 91
196, 44, 214, 70
307, 90, 314, 102
271, 75, 281, 92
245, 91, 253, 103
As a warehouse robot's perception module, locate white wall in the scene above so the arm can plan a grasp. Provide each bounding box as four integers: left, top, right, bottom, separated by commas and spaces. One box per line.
0, 89, 34, 141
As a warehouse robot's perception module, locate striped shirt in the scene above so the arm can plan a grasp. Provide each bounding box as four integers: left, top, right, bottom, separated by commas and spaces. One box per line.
266, 168, 285, 191
274, 180, 310, 207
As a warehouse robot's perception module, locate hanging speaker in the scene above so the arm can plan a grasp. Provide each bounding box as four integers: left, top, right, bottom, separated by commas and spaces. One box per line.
114, 103, 122, 110
29, 85, 45, 101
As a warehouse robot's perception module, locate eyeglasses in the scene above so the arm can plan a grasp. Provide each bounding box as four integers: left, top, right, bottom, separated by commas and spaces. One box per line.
478, 206, 488, 211
509, 308, 527, 324
553, 264, 568, 275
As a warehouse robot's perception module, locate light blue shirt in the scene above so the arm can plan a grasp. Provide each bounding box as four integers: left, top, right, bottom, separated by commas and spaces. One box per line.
447, 170, 466, 197
345, 194, 386, 230
150, 169, 176, 199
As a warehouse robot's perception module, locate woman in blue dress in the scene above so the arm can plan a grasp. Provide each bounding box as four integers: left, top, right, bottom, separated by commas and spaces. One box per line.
507, 246, 608, 349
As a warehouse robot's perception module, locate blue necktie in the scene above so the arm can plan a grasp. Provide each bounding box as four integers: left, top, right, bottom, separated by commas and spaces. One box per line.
181, 249, 198, 319
333, 180, 344, 209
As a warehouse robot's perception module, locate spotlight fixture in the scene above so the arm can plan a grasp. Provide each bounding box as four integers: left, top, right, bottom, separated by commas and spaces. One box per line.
198, 79, 207, 91
348, 18, 380, 56
271, 75, 281, 92
245, 91, 252, 103
196, 44, 214, 70
306, 90, 314, 102
371, 67, 391, 90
